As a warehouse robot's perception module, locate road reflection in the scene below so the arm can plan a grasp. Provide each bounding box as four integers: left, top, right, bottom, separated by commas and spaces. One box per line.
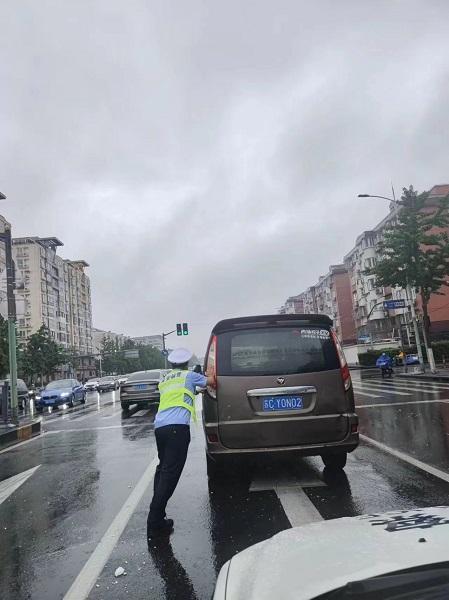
147, 537, 198, 600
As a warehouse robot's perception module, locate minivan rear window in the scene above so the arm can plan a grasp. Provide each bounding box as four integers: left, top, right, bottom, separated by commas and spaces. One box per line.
218, 326, 340, 376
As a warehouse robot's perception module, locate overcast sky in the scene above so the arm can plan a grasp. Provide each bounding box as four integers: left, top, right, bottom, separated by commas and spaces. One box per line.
1, 1, 449, 354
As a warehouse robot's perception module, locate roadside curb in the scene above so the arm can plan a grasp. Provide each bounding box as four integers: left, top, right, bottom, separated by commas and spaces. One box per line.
0, 419, 42, 450
398, 373, 449, 383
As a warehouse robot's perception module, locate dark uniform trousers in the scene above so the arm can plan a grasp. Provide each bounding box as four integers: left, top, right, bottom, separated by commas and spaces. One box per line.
147, 424, 191, 529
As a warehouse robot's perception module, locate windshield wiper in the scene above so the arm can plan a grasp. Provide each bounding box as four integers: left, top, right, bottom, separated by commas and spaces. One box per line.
316, 563, 449, 600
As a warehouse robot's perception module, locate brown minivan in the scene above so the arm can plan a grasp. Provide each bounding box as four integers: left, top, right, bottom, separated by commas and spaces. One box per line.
202, 314, 358, 478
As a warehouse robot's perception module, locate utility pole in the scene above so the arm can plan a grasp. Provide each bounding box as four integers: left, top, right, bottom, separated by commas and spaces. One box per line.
0, 211, 19, 424
406, 284, 424, 372
162, 330, 176, 369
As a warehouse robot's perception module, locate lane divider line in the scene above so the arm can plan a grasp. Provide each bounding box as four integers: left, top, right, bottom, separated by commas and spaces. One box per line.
63, 454, 159, 600
277, 486, 323, 526
360, 434, 449, 484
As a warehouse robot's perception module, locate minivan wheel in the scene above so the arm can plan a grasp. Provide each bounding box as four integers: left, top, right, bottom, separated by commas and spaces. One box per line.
321, 452, 347, 470
121, 401, 130, 413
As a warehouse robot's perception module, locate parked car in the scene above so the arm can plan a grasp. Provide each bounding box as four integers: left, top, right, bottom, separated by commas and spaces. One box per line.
213, 506, 449, 600
120, 370, 163, 412
36, 379, 85, 410
84, 377, 99, 392
203, 313, 358, 478
0, 378, 29, 411
97, 376, 119, 392
405, 353, 420, 365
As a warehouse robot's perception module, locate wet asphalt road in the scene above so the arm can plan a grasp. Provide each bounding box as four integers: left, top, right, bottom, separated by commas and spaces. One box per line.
2, 373, 449, 599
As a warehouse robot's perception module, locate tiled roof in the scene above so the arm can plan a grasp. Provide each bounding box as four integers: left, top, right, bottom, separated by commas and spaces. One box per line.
428, 184, 449, 198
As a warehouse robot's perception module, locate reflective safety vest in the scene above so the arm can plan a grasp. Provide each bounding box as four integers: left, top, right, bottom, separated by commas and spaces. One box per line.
157, 370, 196, 422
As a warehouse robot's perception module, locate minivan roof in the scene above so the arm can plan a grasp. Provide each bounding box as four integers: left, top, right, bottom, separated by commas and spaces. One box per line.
212, 313, 333, 334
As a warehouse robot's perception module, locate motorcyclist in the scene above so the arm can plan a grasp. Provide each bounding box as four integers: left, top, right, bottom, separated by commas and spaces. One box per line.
376, 352, 393, 376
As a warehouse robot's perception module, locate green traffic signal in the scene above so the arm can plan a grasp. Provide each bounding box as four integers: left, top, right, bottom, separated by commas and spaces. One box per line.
182, 322, 188, 336
176, 323, 182, 336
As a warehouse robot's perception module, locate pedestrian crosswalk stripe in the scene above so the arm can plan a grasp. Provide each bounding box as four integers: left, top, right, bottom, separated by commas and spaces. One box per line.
352, 384, 411, 396
356, 399, 449, 409
353, 389, 382, 398
358, 381, 442, 395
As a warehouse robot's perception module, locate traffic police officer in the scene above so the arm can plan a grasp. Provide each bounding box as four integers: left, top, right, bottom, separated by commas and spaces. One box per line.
147, 347, 215, 538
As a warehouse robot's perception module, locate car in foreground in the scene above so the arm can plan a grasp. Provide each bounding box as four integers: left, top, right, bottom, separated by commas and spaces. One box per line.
0, 378, 29, 411
97, 376, 119, 392
214, 506, 449, 600
203, 313, 358, 478
120, 370, 164, 412
84, 377, 99, 392
36, 379, 85, 410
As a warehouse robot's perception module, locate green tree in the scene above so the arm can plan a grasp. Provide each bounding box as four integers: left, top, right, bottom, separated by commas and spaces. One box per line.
372, 185, 449, 350
20, 326, 68, 384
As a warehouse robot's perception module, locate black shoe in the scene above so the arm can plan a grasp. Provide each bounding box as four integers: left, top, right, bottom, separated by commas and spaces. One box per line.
147, 518, 174, 538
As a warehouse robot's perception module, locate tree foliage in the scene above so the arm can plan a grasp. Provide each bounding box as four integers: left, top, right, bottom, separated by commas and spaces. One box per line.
372, 185, 449, 341
19, 325, 68, 383
97, 335, 164, 375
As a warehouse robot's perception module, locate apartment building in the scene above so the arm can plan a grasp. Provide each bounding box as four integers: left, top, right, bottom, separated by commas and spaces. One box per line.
279, 266, 356, 343
12, 237, 94, 378
278, 295, 304, 314
132, 335, 164, 351
93, 327, 129, 353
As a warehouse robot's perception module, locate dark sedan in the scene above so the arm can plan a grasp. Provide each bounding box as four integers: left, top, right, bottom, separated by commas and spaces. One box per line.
97, 377, 119, 392
120, 370, 165, 412
0, 378, 29, 411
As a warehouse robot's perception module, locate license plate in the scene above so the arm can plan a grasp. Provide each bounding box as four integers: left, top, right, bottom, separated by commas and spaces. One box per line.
262, 396, 304, 411
134, 384, 148, 390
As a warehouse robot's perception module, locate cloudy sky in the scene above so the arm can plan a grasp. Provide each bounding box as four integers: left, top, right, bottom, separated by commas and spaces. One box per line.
1, 1, 449, 354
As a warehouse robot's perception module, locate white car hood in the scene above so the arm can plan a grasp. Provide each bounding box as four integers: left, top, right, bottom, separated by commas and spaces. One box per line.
218, 506, 449, 600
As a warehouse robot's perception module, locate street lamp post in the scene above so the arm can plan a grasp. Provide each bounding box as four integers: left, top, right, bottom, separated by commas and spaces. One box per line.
0, 192, 19, 423
358, 192, 429, 373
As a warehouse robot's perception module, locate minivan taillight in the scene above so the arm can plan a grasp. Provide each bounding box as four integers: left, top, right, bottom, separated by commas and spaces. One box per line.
206, 335, 217, 399
331, 329, 351, 392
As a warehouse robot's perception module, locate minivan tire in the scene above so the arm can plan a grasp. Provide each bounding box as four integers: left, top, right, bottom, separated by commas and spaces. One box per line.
321, 452, 347, 470
121, 401, 130, 413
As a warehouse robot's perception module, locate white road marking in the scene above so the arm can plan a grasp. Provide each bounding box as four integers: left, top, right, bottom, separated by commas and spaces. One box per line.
250, 472, 324, 526
361, 381, 443, 395
360, 434, 449, 484
0, 465, 40, 505
63, 454, 159, 600
353, 390, 381, 398
356, 399, 449, 409
45, 424, 141, 434
352, 384, 411, 397
133, 409, 150, 417
276, 487, 323, 526
398, 379, 449, 390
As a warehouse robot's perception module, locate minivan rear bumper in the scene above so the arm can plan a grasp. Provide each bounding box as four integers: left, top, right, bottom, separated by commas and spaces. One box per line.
204, 412, 359, 457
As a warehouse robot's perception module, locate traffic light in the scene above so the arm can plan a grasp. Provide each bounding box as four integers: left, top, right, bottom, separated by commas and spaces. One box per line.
182, 322, 189, 336
176, 323, 182, 336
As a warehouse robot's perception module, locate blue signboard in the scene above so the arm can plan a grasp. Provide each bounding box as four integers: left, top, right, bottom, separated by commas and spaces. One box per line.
383, 299, 406, 310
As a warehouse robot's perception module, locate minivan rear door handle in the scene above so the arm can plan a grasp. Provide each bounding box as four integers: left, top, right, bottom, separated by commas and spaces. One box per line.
247, 386, 316, 397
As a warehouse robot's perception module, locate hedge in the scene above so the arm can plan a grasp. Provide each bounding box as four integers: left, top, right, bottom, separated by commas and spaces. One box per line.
357, 340, 449, 366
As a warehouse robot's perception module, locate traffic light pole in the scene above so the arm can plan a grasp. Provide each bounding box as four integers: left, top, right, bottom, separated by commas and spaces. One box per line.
162, 330, 176, 369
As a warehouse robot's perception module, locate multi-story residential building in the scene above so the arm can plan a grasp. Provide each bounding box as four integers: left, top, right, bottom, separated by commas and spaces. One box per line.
132, 335, 164, 351
278, 295, 304, 314
92, 327, 129, 353
279, 266, 356, 343
12, 236, 95, 379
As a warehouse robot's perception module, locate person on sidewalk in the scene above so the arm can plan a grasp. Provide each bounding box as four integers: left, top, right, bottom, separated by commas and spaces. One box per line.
147, 347, 215, 538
